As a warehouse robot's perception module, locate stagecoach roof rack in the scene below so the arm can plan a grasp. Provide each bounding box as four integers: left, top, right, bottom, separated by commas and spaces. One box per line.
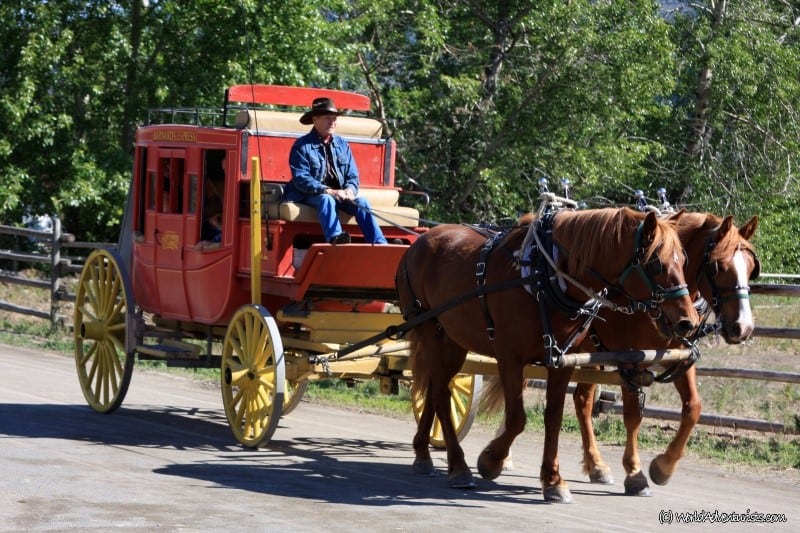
145, 106, 233, 127
144, 85, 375, 128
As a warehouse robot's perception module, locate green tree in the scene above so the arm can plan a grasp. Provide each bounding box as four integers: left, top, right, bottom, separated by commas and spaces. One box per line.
0, 0, 351, 242
336, 0, 677, 222
1, 1, 797, 271
647, 1, 800, 271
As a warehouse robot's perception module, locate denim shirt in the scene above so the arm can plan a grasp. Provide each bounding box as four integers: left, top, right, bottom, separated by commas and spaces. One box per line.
285, 128, 359, 199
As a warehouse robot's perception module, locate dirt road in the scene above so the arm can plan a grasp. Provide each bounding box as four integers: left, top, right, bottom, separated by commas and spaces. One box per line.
0, 343, 796, 532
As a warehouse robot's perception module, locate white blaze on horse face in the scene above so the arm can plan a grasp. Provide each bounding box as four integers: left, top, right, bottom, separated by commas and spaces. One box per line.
732, 249, 755, 335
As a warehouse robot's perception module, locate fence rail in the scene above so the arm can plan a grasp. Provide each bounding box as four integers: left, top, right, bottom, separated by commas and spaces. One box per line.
0, 219, 111, 323
0, 219, 797, 434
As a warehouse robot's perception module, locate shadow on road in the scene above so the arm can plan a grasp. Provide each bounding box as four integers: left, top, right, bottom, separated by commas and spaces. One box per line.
0, 401, 624, 506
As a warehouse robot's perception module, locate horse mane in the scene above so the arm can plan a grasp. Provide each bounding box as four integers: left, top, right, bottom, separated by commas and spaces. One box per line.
675, 211, 756, 263
552, 207, 681, 275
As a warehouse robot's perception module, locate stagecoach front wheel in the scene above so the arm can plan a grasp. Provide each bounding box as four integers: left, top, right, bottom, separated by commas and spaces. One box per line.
73, 249, 135, 413
221, 305, 285, 448
412, 373, 483, 449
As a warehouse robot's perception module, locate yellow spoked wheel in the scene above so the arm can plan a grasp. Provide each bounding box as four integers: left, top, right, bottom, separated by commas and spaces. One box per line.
412, 373, 483, 449
73, 249, 135, 413
282, 379, 308, 416
221, 305, 285, 448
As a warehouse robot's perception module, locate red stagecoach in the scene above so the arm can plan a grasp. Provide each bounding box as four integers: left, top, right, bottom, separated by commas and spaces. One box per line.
73, 85, 481, 447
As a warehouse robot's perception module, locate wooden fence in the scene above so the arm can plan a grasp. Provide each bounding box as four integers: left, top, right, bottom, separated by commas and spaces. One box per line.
0, 219, 110, 325
0, 219, 798, 433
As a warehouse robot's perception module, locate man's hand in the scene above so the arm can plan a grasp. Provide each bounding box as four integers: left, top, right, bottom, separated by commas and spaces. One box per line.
328, 188, 355, 202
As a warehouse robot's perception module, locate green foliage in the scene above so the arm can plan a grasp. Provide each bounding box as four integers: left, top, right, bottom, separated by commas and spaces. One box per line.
0, 0, 797, 262
747, 195, 800, 274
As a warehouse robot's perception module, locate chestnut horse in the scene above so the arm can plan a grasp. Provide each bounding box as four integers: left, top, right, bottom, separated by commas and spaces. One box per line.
483, 211, 759, 496
396, 208, 699, 502
572, 212, 759, 495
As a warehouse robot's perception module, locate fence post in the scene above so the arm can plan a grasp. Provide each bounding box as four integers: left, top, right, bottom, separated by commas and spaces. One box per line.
50, 217, 62, 328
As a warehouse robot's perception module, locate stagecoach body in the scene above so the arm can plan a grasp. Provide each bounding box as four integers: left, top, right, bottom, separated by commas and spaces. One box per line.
73, 84, 489, 448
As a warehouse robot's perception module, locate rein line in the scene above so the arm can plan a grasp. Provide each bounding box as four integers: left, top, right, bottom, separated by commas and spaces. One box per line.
329, 274, 536, 361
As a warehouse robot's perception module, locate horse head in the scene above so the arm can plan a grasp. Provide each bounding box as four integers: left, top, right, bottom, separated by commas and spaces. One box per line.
697, 214, 759, 343
552, 208, 699, 340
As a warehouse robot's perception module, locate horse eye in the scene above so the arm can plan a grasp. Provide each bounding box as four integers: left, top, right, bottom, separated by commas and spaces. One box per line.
646, 259, 663, 276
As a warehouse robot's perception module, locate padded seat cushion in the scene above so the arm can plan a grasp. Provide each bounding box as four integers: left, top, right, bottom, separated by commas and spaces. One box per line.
262, 184, 419, 227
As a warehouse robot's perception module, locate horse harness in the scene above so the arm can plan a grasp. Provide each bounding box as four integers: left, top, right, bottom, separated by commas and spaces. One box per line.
338, 214, 692, 376
403, 214, 690, 368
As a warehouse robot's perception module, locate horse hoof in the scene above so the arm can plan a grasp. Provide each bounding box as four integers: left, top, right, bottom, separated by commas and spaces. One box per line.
448, 470, 476, 489
588, 465, 614, 485
502, 456, 515, 471
413, 458, 437, 477
649, 455, 673, 486
543, 485, 573, 503
624, 471, 652, 497
477, 448, 503, 480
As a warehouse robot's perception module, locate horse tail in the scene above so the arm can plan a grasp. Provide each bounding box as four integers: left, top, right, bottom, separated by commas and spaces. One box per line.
397, 244, 430, 401
477, 374, 506, 415
408, 329, 429, 402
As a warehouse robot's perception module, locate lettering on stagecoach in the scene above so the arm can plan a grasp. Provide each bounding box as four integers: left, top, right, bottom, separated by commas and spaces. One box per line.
160, 231, 180, 251
152, 129, 197, 142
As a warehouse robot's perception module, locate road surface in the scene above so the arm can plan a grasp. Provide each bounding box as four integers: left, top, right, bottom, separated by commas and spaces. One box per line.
0, 343, 796, 532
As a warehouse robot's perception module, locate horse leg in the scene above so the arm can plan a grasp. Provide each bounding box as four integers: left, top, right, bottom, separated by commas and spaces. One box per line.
540, 367, 574, 503
433, 359, 475, 488
477, 362, 526, 482
410, 326, 472, 488
412, 385, 437, 476
492, 417, 515, 470
432, 339, 473, 488
649, 367, 701, 485
573, 382, 614, 484
620, 384, 651, 496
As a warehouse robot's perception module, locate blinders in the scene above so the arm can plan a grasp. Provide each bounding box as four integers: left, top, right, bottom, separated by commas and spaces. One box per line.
616, 221, 689, 314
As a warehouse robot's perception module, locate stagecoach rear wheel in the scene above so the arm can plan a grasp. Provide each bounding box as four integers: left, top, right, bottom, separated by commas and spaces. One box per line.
73, 249, 135, 413
221, 305, 285, 448
412, 373, 483, 449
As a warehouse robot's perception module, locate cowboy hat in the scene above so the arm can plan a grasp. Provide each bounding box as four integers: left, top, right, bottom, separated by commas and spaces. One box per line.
299, 97, 342, 124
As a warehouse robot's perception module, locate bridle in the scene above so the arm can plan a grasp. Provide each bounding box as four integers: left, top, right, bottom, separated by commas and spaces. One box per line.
699, 228, 759, 317
586, 221, 690, 320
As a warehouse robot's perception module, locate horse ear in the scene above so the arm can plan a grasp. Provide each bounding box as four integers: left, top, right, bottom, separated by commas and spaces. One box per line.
719, 215, 734, 235
667, 208, 687, 222
642, 211, 658, 242
739, 215, 758, 240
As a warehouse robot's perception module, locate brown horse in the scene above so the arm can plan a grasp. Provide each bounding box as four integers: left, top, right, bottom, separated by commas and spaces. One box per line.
396, 208, 699, 502
483, 211, 759, 496
572, 212, 759, 495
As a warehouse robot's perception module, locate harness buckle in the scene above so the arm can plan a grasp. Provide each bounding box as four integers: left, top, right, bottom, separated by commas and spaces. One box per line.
476, 261, 486, 278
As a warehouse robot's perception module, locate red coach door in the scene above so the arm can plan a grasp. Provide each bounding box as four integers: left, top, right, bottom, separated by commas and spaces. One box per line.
149, 150, 190, 320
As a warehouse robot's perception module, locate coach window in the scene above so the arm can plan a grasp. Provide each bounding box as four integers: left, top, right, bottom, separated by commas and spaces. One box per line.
159, 157, 186, 213
135, 147, 147, 234
188, 173, 198, 215
147, 170, 156, 210
159, 158, 171, 212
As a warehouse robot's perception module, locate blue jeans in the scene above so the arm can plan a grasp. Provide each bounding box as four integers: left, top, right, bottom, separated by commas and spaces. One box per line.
284, 192, 387, 244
